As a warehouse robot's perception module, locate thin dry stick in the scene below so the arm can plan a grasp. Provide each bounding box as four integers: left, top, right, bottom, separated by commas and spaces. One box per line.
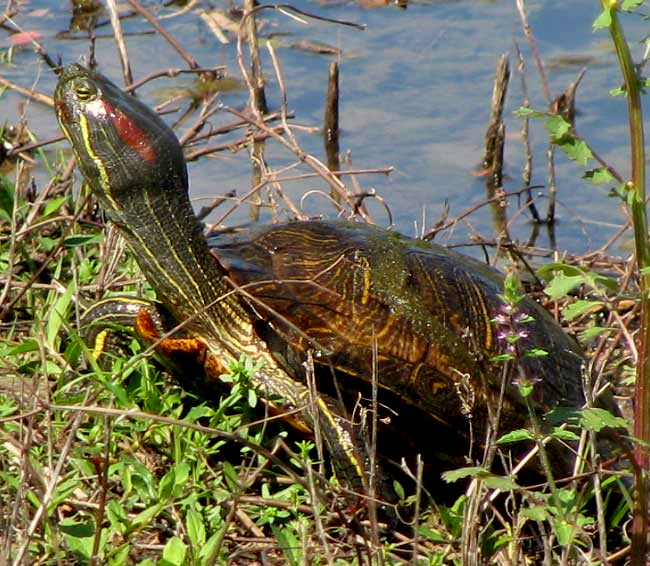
196, 190, 236, 222
302, 363, 335, 565
243, 0, 268, 116
185, 110, 285, 145
125, 0, 200, 69
265, 41, 332, 219
254, 167, 394, 186
483, 55, 512, 250
367, 333, 380, 554
409, 456, 424, 566
125, 65, 225, 91
324, 62, 341, 175
515, 0, 552, 105
178, 91, 222, 146
224, 104, 352, 207
183, 125, 286, 160
7, 134, 66, 158
324, 62, 339, 143
514, 41, 540, 222
0, 171, 86, 320
12, 403, 311, 486
235, 4, 365, 211
515, 0, 561, 226
11, 394, 91, 566
305, 352, 326, 484
482, 54, 509, 175
0, 160, 25, 313
0, 74, 53, 106
106, 0, 133, 86
546, 143, 558, 227
244, 0, 268, 221
3, 14, 58, 71
423, 185, 545, 240
89, 416, 113, 565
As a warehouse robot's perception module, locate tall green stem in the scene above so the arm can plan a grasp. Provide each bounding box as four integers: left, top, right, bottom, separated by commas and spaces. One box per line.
603, 1, 649, 562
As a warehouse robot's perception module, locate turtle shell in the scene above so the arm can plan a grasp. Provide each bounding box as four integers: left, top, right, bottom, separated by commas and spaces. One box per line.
210, 220, 590, 476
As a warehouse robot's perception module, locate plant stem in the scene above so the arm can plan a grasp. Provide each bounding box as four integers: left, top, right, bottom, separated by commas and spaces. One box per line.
604, 1, 649, 562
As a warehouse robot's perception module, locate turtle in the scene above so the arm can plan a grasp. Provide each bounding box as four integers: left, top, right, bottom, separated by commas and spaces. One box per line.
54, 63, 620, 498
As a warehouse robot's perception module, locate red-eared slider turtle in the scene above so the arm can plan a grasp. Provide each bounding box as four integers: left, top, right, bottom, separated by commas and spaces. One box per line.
54, 63, 617, 495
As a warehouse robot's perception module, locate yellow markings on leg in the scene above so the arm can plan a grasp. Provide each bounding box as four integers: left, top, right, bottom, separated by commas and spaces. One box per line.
91, 329, 110, 361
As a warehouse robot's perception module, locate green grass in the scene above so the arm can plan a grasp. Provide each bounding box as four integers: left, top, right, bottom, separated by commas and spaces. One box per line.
0, 121, 636, 566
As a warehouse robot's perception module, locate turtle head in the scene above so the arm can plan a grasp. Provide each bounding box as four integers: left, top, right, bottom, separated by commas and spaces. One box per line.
55, 64, 188, 221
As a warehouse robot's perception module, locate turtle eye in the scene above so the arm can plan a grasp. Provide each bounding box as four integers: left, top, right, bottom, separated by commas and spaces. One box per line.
75, 84, 94, 101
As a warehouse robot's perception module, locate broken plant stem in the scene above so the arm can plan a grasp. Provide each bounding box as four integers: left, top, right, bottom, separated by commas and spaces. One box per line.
602, 1, 649, 563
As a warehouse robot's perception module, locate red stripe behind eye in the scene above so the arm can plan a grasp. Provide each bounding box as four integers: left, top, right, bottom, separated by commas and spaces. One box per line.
104, 100, 157, 164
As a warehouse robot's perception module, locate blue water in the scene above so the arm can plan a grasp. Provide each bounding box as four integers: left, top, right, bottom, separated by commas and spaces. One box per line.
1, 0, 644, 257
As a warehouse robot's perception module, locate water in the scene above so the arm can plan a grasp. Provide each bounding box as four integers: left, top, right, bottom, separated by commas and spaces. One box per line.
1, 0, 644, 256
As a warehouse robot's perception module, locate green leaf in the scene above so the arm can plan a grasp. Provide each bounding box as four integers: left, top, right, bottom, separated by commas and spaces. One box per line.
583, 167, 615, 185
543, 274, 584, 300
558, 137, 593, 165
186, 508, 206, 548
545, 115, 571, 140
174, 462, 190, 487
158, 470, 176, 501
64, 233, 103, 247
59, 518, 95, 538
62, 524, 94, 560
106, 500, 128, 534
130, 503, 163, 529
108, 545, 130, 566
199, 532, 223, 562
539, 265, 616, 298
482, 475, 518, 491
103, 380, 131, 408
579, 407, 628, 432
185, 405, 215, 421
441, 466, 486, 483
222, 461, 240, 491
622, 0, 644, 10
417, 525, 448, 542
518, 383, 535, 398
491, 353, 516, 363
521, 505, 548, 522
537, 262, 586, 279
553, 518, 575, 547
562, 299, 605, 321
5, 340, 40, 355
393, 480, 405, 500
502, 272, 522, 304
557, 487, 578, 507
43, 195, 69, 217
0, 178, 15, 221
579, 325, 613, 341
514, 107, 542, 118
497, 429, 534, 444
162, 536, 187, 566
546, 406, 581, 426
550, 428, 580, 442
158, 462, 190, 500
272, 524, 300, 566
592, 8, 612, 30
524, 348, 549, 358
47, 283, 75, 347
